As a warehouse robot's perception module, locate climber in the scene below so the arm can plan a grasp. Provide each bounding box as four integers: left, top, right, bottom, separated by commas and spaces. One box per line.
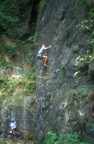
9, 118, 25, 135
37, 44, 51, 66
9, 118, 17, 135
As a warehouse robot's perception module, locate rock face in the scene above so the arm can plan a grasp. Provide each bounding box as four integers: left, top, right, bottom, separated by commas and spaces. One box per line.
1, 96, 36, 131
0, 0, 94, 143
35, 0, 94, 143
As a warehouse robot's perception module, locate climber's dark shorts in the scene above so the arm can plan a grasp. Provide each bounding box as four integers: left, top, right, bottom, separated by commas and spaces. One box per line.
37, 56, 43, 59
37, 53, 43, 59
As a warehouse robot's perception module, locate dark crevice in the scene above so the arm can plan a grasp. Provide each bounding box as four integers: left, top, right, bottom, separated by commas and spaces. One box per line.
20, 0, 40, 40
29, 0, 41, 35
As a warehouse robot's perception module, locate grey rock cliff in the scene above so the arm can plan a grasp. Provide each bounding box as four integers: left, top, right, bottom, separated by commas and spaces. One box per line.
35, 0, 94, 143
0, 0, 94, 143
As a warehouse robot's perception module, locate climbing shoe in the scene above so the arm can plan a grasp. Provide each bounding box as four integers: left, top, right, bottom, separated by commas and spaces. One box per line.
44, 64, 48, 67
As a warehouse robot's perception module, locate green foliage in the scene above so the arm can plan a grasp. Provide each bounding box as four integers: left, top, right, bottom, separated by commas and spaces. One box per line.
0, 37, 36, 100
76, 8, 94, 46
0, 71, 36, 99
74, 54, 94, 76
25, 33, 38, 46
25, 132, 34, 140
0, 43, 36, 99
0, 141, 7, 144
0, 41, 18, 59
28, 52, 35, 66
75, 55, 94, 66
0, 0, 30, 32
0, 59, 11, 69
75, 7, 94, 77
0, 0, 37, 107
6, 47, 17, 59
88, 30, 94, 45
0, 42, 18, 69
45, 131, 88, 144
6, 45, 18, 58
90, 121, 94, 134
90, 123, 94, 134
80, 0, 94, 5
38, 0, 48, 11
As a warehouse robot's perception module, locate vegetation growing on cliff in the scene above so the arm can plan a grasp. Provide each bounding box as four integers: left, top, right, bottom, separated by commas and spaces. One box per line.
0, 40, 36, 101
0, 0, 38, 102
0, 48, 36, 105
74, 0, 94, 78
45, 131, 89, 144
0, 0, 30, 34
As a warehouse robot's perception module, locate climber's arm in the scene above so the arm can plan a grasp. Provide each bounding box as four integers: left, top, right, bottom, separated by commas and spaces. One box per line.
43, 45, 51, 49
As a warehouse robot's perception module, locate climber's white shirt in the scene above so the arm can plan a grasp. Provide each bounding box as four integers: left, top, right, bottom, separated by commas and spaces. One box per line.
10, 121, 16, 130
